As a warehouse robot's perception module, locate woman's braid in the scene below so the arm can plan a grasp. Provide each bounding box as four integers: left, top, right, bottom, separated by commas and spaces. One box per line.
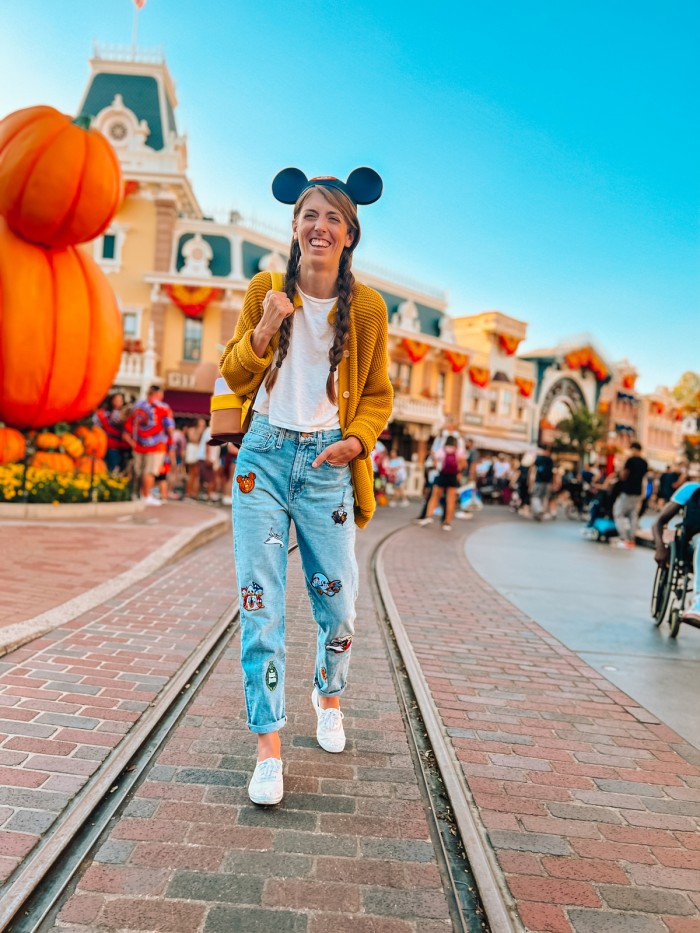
263, 240, 300, 395
325, 249, 354, 405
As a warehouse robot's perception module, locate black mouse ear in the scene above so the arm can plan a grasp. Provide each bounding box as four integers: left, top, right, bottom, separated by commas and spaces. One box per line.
345, 167, 383, 205
272, 167, 309, 204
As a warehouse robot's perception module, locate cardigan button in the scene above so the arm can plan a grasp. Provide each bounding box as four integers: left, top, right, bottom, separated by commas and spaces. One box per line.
343, 350, 350, 358
342, 390, 350, 399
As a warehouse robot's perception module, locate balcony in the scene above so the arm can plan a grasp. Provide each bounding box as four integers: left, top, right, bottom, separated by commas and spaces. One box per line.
391, 393, 442, 427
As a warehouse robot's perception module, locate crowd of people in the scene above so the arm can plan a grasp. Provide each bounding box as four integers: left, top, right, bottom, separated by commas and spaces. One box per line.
94, 386, 238, 507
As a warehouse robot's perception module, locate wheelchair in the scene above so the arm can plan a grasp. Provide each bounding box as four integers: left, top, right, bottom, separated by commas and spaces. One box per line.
651, 523, 696, 638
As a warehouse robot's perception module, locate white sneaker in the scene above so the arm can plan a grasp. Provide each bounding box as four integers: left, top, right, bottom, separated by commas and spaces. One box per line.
415, 517, 433, 526
142, 495, 162, 507
442, 524, 452, 531
399, 500, 410, 507
248, 757, 283, 805
311, 688, 345, 753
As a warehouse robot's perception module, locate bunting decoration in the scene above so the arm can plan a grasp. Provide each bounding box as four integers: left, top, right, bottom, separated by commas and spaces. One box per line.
164, 283, 222, 319
672, 408, 684, 422
651, 401, 665, 416
498, 334, 522, 356
443, 349, 469, 373
468, 366, 490, 388
401, 338, 430, 363
598, 399, 610, 414
621, 373, 637, 390
564, 346, 609, 382
514, 377, 534, 398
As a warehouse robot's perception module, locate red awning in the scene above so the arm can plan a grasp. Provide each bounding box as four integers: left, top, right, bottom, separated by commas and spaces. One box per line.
163, 390, 211, 418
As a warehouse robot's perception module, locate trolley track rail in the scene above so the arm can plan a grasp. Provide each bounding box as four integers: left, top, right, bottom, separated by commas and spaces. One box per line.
4, 526, 515, 932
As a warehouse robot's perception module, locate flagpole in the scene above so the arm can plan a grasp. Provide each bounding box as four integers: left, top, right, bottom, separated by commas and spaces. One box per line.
130, 6, 139, 59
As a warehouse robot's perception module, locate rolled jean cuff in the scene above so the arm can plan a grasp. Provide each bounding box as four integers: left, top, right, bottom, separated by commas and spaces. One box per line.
248, 715, 287, 735
314, 681, 347, 697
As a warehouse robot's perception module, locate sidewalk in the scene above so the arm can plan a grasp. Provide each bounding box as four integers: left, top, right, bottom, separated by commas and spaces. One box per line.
384, 516, 700, 933
0, 500, 228, 654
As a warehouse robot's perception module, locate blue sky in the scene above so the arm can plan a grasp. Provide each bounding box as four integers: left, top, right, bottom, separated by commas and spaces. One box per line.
2, 0, 698, 392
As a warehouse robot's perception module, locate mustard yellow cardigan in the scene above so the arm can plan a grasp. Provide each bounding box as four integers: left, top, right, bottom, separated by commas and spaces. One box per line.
219, 271, 394, 527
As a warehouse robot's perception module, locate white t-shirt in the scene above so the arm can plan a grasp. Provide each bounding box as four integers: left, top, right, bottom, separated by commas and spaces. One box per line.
254, 287, 340, 432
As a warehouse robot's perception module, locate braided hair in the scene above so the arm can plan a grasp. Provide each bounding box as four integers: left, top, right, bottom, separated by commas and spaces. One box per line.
263, 186, 360, 404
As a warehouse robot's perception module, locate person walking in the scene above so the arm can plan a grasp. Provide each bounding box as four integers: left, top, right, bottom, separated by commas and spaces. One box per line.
416, 435, 466, 530
530, 444, 554, 521
219, 167, 392, 806
612, 441, 648, 548
123, 385, 174, 506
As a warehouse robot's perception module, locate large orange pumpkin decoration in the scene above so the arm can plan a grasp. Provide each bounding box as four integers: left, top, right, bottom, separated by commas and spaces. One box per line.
0, 106, 123, 248
0, 427, 26, 464
0, 218, 123, 429
31, 451, 75, 473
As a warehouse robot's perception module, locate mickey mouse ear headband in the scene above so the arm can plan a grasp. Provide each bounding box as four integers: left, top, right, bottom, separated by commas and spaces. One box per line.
272, 167, 383, 206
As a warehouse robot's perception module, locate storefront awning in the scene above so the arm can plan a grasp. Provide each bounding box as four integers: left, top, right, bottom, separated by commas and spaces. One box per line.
459, 431, 537, 456
163, 389, 211, 419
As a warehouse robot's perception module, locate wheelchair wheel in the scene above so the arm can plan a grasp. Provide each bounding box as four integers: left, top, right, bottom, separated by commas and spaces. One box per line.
651, 562, 670, 626
669, 608, 682, 639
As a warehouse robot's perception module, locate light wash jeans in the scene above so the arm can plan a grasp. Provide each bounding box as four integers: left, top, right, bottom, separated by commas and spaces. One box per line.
233, 414, 358, 734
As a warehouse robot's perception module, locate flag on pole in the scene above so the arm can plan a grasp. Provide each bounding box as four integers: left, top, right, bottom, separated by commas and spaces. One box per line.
133, 0, 146, 9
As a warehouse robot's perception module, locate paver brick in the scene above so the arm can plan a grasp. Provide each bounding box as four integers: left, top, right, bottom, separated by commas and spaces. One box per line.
204, 906, 308, 933
566, 909, 668, 932
599, 884, 695, 915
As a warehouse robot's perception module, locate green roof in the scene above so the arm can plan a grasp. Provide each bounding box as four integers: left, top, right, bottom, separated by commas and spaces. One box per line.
81, 73, 168, 150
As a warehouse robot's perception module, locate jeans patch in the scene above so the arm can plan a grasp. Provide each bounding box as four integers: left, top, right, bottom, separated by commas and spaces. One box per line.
241, 581, 265, 611
265, 661, 279, 691
264, 528, 284, 547
236, 472, 256, 493
326, 636, 352, 653
311, 572, 342, 597
320, 666, 327, 683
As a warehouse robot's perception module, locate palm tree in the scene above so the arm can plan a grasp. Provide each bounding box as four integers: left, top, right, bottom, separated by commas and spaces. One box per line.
553, 406, 605, 465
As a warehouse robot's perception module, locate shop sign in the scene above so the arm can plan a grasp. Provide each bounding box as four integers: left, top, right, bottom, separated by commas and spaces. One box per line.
166, 370, 196, 388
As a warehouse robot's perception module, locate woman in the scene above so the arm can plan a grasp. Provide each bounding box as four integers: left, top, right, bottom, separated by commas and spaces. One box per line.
416, 435, 466, 530
219, 167, 392, 805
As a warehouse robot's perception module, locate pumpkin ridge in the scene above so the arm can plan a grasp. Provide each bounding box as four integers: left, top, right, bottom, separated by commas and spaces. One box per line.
80, 138, 124, 244
71, 246, 98, 412
48, 125, 89, 244
13, 117, 68, 226
26, 246, 60, 429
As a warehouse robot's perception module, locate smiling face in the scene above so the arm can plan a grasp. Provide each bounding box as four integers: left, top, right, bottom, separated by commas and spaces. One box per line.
292, 188, 358, 275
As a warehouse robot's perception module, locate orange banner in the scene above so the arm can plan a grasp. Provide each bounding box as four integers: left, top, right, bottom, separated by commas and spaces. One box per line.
621, 373, 637, 390
468, 366, 490, 388
165, 283, 222, 318
515, 377, 534, 398
444, 349, 469, 373
401, 338, 430, 363
564, 346, 608, 382
498, 334, 521, 356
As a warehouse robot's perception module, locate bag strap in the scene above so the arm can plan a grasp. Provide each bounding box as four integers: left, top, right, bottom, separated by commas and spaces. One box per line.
270, 271, 285, 291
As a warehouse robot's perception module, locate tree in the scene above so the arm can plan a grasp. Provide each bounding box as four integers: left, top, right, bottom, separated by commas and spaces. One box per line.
553, 406, 606, 464
673, 371, 700, 415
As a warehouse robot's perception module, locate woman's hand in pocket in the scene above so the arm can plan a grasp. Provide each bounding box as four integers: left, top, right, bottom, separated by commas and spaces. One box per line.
312, 437, 362, 468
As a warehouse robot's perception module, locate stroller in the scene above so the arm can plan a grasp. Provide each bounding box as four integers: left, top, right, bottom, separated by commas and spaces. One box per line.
583, 482, 620, 543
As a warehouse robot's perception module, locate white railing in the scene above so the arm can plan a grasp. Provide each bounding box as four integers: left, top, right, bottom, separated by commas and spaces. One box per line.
391, 394, 442, 426
115, 352, 146, 387
93, 42, 164, 64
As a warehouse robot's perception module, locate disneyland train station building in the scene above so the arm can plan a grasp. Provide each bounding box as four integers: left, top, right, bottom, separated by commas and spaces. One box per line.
79, 45, 685, 477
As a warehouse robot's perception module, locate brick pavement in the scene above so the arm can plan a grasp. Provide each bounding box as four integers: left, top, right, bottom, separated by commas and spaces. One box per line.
46, 519, 457, 933
0, 501, 223, 629
383, 517, 700, 933
0, 531, 235, 890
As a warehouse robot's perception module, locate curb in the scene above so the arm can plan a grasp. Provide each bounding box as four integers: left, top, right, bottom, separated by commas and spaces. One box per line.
0, 511, 229, 659
375, 530, 523, 933
0, 500, 146, 520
